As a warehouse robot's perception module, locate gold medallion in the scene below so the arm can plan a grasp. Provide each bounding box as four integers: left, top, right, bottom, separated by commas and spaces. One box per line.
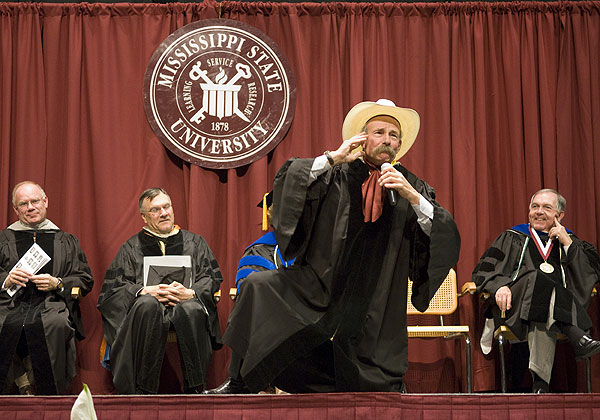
539, 262, 554, 273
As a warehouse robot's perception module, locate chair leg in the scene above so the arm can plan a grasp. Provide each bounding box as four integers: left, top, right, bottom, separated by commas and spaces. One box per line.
498, 333, 507, 393
585, 357, 592, 393
464, 334, 472, 393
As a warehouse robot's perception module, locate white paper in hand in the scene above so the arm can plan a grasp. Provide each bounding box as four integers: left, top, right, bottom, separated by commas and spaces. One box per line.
7, 243, 51, 297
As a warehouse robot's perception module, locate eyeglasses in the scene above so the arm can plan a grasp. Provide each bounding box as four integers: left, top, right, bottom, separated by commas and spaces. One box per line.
142, 203, 172, 215
16, 198, 44, 210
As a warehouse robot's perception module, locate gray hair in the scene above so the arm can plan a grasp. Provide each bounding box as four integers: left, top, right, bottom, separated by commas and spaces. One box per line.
12, 181, 46, 206
530, 188, 566, 213
139, 188, 170, 212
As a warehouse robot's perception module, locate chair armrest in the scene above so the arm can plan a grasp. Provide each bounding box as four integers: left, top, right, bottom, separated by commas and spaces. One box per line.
71, 287, 81, 299
213, 290, 221, 303
229, 287, 238, 301
458, 281, 477, 297
458, 281, 491, 300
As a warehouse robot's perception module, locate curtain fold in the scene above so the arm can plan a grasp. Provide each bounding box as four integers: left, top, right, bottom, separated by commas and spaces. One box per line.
1, 1, 599, 393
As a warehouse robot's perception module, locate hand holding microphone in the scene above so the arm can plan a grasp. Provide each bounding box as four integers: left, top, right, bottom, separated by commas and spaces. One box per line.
379, 163, 421, 206
380, 163, 398, 206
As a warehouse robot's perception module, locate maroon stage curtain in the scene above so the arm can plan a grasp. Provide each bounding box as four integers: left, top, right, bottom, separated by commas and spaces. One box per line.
1, 1, 600, 394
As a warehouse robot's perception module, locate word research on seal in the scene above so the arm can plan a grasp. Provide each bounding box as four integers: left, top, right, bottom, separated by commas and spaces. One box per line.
143, 19, 296, 169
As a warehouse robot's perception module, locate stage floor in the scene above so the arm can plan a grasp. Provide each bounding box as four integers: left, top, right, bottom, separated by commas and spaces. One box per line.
2, 392, 600, 419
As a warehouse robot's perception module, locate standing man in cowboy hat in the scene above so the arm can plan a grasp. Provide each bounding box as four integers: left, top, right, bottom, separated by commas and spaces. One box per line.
206, 99, 460, 394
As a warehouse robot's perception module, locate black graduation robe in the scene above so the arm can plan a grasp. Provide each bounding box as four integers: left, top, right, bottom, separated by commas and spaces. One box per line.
97, 229, 223, 393
473, 224, 600, 342
0, 228, 93, 394
223, 158, 461, 393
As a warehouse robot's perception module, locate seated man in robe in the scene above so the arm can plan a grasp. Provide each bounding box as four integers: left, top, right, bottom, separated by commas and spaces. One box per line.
233, 192, 295, 395
0, 181, 93, 395
206, 99, 460, 394
234, 192, 295, 296
473, 189, 600, 393
97, 188, 223, 394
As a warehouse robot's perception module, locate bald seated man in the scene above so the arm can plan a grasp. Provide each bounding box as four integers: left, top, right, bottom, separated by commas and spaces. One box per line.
0, 181, 93, 395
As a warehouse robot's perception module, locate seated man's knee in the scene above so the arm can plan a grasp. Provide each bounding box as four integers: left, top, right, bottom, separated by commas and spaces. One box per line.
130, 294, 163, 314
35, 310, 73, 339
173, 298, 208, 320
238, 270, 273, 295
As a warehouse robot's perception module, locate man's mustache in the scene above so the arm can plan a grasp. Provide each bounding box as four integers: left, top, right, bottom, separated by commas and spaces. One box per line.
373, 145, 397, 159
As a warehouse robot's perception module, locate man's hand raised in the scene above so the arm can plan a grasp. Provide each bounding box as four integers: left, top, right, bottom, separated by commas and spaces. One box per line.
327, 133, 367, 165
549, 216, 572, 247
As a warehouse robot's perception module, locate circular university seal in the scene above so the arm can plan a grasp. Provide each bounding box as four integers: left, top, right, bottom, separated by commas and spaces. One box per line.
143, 19, 296, 169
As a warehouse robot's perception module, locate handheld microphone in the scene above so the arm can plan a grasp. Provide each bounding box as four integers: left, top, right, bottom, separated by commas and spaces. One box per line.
380, 163, 398, 206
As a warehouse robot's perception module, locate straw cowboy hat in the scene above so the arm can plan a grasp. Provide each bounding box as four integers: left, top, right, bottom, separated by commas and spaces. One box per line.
341, 99, 420, 160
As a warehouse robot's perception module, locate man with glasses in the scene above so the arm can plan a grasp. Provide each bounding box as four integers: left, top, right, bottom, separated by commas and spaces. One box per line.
98, 188, 223, 394
0, 181, 93, 395
473, 189, 600, 393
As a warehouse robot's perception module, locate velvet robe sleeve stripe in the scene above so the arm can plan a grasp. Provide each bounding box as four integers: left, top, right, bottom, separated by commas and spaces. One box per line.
235, 232, 296, 293
472, 230, 528, 296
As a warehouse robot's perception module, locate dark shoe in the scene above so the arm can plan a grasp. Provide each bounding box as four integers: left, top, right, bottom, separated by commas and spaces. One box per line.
185, 386, 202, 394
531, 371, 549, 394
573, 335, 600, 360
18, 385, 35, 395
203, 377, 251, 394
258, 385, 276, 394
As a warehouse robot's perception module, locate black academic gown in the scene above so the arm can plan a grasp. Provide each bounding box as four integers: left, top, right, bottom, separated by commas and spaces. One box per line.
473, 225, 600, 341
0, 228, 93, 394
97, 229, 223, 393
223, 158, 461, 393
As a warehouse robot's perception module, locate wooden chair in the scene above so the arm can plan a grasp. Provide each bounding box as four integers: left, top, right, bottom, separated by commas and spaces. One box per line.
463, 282, 597, 393
407, 269, 472, 392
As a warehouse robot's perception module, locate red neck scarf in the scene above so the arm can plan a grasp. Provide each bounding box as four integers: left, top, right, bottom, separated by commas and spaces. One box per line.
361, 160, 385, 222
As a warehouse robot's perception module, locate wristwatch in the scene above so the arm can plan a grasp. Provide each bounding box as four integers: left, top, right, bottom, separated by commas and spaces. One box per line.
56, 277, 64, 290
324, 151, 335, 166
